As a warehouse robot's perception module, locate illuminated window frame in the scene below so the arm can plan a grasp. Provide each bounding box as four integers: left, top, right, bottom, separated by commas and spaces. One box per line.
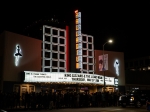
42, 25, 66, 72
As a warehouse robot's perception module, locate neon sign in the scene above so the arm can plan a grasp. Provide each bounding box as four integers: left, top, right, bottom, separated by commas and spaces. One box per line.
75, 10, 82, 70
14, 45, 22, 66
114, 59, 119, 76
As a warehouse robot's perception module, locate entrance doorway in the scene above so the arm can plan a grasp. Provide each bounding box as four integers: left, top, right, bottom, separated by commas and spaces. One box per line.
102, 87, 115, 93
13, 84, 35, 97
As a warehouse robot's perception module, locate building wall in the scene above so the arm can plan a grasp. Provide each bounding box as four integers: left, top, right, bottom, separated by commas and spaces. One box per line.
0, 32, 5, 90
94, 50, 125, 86
69, 21, 76, 72
2, 31, 42, 82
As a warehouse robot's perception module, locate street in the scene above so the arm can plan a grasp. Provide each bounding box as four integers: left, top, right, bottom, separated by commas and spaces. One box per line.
6, 106, 149, 112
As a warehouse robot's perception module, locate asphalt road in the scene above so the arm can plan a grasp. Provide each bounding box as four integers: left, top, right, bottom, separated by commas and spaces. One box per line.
5, 106, 149, 112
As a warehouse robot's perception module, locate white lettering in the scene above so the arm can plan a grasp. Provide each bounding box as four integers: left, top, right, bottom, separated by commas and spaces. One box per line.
76, 25, 81, 30
75, 12, 81, 18
77, 18, 81, 24
75, 10, 82, 69
77, 49, 82, 55
24, 71, 115, 85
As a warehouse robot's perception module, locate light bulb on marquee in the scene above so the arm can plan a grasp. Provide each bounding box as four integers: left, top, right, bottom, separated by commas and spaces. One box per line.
14, 45, 22, 66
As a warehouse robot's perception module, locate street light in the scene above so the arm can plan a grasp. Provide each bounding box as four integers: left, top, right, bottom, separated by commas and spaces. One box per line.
103, 39, 113, 92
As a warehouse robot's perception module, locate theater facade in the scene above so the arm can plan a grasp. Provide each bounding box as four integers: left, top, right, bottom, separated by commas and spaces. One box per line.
0, 10, 125, 95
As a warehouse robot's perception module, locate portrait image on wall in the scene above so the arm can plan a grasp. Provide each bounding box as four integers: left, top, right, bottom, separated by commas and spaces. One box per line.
99, 54, 108, 71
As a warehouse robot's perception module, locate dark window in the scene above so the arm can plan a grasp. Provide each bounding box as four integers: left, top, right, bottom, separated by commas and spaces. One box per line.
83, 64, 87, 69
83, 36, 86, 41
60, 69, 65, 72
88, 44, 92, 49
89, 65, 93, 70
60, 31, 65, 37
88, 37, 92, 42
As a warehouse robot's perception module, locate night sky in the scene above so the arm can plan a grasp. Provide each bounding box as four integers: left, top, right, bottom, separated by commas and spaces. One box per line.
0, 1, 150, 59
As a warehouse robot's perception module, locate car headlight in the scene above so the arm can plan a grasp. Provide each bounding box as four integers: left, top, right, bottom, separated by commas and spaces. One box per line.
130, 97, 134, 101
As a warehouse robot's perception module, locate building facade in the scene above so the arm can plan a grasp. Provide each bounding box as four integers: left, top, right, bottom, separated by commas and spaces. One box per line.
0, 31, 41, 93
94, 50, 125, 92
0, 10, 126, 95
0, 30, 126, 95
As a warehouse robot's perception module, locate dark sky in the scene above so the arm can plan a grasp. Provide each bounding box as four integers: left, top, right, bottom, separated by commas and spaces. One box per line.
0, 1, 150, 59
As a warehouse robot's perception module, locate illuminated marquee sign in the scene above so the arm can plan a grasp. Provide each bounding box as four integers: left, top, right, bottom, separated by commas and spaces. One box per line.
114, 79, 118, 86
24, 71, 115, 85
114, 59, 119, 76
105, 76, 115, 85
75, 10, 82, 69
14, 45, 22, 66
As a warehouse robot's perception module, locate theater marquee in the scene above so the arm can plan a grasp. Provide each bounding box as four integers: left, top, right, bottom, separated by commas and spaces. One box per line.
24, 71, 115, 85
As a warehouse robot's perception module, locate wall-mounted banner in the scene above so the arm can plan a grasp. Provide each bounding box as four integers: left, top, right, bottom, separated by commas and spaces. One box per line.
99, 54, 108, 71
24, 71, 115, 85
14, 45, 22, 66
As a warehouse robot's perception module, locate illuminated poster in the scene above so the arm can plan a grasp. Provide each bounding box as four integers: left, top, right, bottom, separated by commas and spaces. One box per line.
114, 59, 119, 76
99, 54, 108, 71
14, 45, 22, 66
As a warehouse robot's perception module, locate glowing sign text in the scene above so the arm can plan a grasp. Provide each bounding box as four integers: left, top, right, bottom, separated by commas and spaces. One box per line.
24, 71, 115, 85
75, 10, 82, 69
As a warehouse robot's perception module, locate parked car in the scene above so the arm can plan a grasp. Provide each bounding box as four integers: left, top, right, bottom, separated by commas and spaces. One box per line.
119, 89, 150, 108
